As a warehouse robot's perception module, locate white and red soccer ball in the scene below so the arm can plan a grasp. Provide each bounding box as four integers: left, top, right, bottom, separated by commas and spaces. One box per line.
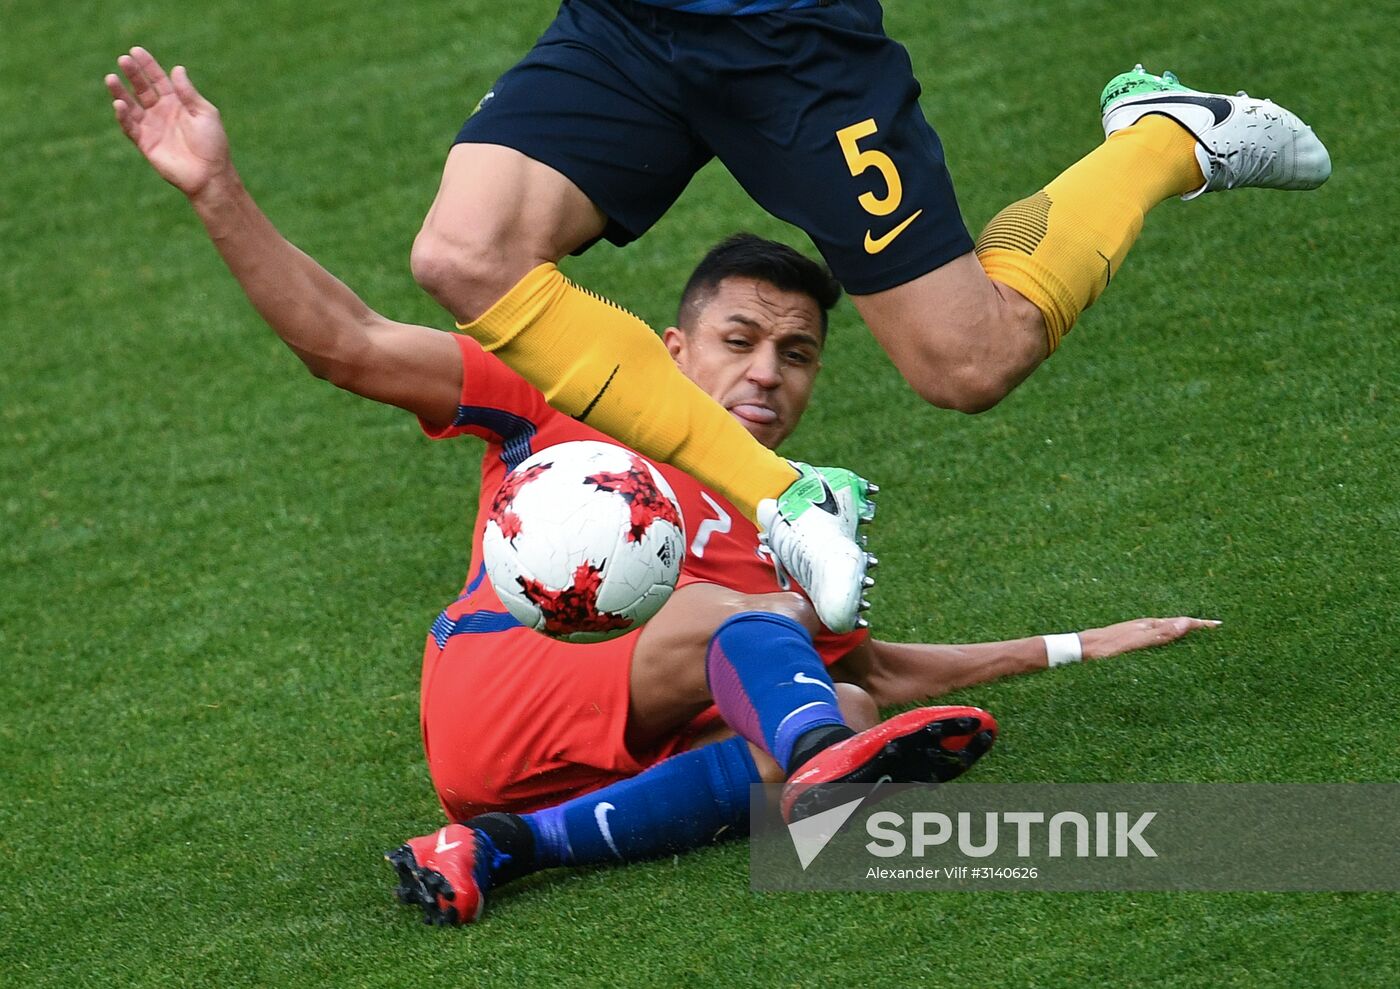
482, 440, 687, 643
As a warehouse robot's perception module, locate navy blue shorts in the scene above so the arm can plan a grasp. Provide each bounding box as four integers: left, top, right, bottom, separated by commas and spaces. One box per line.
455, 0, 973, 295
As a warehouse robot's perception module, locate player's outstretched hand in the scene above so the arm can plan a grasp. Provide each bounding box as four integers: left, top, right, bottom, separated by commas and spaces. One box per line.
105, 47, 230, 198
1079, 616, 1221, 661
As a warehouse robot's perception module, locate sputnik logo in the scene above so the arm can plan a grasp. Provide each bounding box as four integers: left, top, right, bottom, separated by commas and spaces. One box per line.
787, 797, 866, 870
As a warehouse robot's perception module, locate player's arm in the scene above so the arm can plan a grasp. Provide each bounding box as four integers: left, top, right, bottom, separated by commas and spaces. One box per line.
105, 47, 460, 427
831, 617, 1219, 707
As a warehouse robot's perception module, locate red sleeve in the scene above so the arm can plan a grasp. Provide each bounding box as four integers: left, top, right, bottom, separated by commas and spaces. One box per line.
418, 333, 555, 442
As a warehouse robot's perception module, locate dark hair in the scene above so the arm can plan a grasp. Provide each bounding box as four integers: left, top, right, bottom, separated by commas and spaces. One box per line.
677, 233, 842, 339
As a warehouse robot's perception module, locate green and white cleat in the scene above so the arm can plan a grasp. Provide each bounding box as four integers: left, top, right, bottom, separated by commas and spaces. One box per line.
757, 463, 877, 634
1101, 64, 1331, 199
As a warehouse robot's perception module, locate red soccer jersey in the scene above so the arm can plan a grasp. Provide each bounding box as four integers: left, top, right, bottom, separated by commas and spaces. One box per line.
422, 332, 866, 663
416, 334, 867, 818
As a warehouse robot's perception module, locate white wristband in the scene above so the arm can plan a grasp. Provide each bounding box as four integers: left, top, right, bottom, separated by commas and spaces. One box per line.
1042, 632, 1083, 667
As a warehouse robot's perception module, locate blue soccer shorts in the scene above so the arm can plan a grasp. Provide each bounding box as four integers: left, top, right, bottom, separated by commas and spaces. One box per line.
454, 0, 974, 295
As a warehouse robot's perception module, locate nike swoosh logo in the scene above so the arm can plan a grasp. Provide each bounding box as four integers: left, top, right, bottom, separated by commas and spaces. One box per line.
793, 670, 838, 697
1123, 94, 1233, 127
594, 802, 621, 858
434, 827, 462, 854
812, 475, 840, 517
576, 365, 620, 423
864, 209, 924, 255
1096, 249, 1113, 288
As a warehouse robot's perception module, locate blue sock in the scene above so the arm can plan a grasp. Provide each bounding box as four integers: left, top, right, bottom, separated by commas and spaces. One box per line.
517, 736, 760, 871
704, 611, 849, 773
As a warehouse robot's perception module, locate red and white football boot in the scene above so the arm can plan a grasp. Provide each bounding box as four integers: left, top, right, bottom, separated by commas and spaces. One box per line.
781, 705, 998, 824
385, 824, 487, 925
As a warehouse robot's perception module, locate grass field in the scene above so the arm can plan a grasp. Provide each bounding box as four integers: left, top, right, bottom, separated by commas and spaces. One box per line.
3, 0, 1397, 984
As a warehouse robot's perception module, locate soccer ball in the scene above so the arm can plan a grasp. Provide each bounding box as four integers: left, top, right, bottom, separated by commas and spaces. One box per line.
483, 440, 687, 643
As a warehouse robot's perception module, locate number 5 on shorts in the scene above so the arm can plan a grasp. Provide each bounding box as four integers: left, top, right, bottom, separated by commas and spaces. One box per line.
836, 118, 923, 255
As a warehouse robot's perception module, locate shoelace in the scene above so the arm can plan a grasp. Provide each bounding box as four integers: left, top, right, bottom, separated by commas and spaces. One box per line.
761, 514, 815, 590
1210, 92, 1290, 189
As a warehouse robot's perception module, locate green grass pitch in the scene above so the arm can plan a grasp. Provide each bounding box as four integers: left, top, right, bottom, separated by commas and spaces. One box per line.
3, 0, 1397, 984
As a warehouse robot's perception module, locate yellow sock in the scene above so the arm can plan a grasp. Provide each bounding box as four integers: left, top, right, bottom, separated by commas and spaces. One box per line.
975, 116, 1204, 352
459, 264, 798, 520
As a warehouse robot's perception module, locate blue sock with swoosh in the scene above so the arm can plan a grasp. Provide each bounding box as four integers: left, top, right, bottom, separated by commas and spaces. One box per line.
502, 737, 759, 873
705, 611, 853, 775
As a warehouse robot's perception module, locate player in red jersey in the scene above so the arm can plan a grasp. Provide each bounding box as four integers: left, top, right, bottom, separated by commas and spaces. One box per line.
414, 317, 878, 826
106, 56, 1218, 926
394, 238, 1212, 923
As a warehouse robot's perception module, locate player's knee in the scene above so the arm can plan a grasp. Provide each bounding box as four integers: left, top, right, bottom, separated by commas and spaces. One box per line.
731, 592, 820, 636
906, 363, 1010, 414
409, 226, 480, 314
905, 324, 1043, 413
410, 224, 522, 321
834, 682, 878, 732
896, 289, 1046, 413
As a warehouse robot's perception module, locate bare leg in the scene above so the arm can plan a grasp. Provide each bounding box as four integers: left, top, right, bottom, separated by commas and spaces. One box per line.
411, 144, 607, 320
852, 253, 1048, 413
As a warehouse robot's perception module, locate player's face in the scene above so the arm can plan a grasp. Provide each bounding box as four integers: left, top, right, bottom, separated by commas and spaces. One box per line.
664, 276, 823, 449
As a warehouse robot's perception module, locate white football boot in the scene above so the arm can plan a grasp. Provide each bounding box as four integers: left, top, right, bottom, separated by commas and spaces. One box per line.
757, 463, 877, 634
1101, 65, 1331, 199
